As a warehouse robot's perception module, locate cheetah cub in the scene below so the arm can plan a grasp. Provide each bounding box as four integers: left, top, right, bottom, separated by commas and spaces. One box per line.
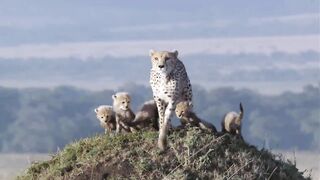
112, 92, 136, 133
221, 103, 244, 138
94, 105, 116, 135
131, 100, 159, 131
175, 101, 217, 134
149, 50, 193, 151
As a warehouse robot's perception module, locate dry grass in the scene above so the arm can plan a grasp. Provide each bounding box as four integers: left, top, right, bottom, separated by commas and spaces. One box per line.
17, 127, 311, 180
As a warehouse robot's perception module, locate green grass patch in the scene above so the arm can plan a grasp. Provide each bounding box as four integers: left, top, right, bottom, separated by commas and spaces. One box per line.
17, 128, 310, 180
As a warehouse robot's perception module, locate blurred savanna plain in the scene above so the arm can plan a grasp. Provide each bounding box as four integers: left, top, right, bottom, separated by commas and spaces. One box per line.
0, 0, 319, 179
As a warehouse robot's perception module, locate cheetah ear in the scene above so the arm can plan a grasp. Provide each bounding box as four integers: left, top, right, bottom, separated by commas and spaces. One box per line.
94, 108, 98, 113
149, 49, 155, 56
112, 95, 117, 100
173, 50, 178, 57
188, 102, 193, 109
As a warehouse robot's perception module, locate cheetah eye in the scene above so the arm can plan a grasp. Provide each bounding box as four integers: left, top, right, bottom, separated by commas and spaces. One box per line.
106, 115, 109, 118
128, 101, 130, 104
101, 116, 104, 119
164, 57, 169, 61
154, 57, 158, 60
122, 102, 125, 104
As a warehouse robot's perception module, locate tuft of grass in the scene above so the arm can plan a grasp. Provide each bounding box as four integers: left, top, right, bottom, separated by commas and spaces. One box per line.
17, 128, 311, 180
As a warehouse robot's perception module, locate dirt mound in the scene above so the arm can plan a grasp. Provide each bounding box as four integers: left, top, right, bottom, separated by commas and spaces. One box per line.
17, 127, 310, 180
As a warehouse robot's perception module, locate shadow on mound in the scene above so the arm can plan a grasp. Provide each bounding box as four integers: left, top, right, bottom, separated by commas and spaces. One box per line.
17, 127, 310, 180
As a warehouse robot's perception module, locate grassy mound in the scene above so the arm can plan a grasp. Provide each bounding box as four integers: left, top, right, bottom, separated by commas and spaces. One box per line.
17, 127, 310, 180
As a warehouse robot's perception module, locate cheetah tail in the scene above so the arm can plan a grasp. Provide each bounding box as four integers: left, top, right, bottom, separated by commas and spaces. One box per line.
238, 102, 244, 121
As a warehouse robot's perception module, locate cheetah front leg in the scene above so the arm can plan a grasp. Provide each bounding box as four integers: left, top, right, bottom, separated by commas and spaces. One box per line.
158, 100, 175, 151
155, 99, 167, 151
115, 115, 121, 134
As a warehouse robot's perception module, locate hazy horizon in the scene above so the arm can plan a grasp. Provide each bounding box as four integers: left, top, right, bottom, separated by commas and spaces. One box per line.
0, 0, 319, 94
0, 1, 319, 179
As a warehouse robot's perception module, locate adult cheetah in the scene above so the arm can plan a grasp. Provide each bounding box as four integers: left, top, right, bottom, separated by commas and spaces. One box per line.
149, 50, 192, 151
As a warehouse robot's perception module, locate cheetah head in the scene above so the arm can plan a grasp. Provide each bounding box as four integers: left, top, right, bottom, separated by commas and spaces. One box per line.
175, 101, 192, 119
112, 92, 132, 111
149, 50, 178, 75
94, 105, 114, 124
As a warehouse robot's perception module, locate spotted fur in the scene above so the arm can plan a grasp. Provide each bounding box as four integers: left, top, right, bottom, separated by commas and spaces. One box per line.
149, 50, 193, 151
131, 100, 159, 131
221, 103, 244, 138
94, 105, 116, 134
175, 101, 217, 134
112, 92, 136, 133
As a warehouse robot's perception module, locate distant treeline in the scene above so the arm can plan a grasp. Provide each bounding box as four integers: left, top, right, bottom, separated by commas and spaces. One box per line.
0, 83, 319, 153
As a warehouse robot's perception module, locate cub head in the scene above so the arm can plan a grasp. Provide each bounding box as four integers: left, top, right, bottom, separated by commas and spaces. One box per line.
175, 101, 193, 118
149, 49, 178, 74
112, 92, 131, 111
94, 105, 114, 124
